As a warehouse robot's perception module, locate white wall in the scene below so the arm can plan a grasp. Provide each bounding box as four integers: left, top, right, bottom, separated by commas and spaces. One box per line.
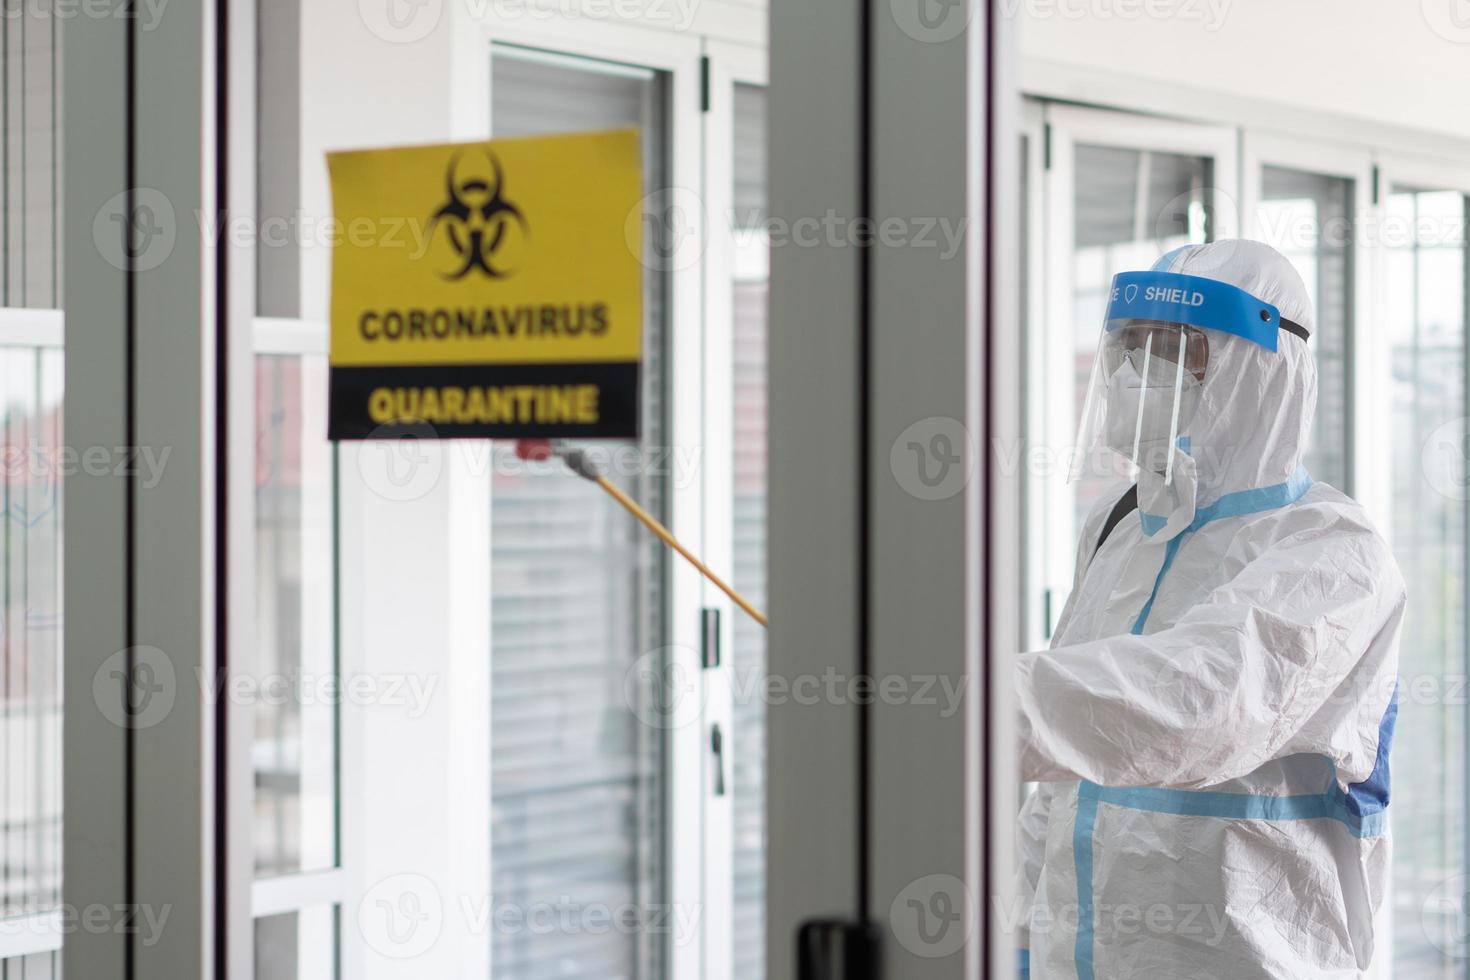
297, 6, 494, 977
1018, 0, 1470, 144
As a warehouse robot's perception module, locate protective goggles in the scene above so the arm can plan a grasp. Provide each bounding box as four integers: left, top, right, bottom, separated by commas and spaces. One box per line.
1071, 270, 1310, 485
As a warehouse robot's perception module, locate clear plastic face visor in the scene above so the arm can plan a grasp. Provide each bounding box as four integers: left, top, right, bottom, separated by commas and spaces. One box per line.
1069, 267, 1298, 485
1070, 320, 1209, 485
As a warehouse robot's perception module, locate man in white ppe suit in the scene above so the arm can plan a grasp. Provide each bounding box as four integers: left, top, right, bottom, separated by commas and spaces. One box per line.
1015, 240, 1405, 979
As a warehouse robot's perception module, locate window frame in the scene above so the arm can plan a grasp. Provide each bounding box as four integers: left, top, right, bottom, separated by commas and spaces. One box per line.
244, 316, 345, 966
1367, 150, 1470, 543
700, 36, 768, 980
1240, 131, 1374, 503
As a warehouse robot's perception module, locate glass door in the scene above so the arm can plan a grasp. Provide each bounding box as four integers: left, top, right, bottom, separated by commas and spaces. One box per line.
245, 7, 709, 978
1376, 158, 1470, 979
486, 44, 674, 980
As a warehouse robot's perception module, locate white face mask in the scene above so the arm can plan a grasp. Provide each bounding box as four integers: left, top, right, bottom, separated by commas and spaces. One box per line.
1101, 354, 1202, 469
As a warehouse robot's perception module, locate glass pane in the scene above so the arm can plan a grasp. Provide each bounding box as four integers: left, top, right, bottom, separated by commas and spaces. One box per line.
0, 349, 62, 915
254, 351, 339, 877
730, 81, 768, 980
1385, 186, 1466, 979
254, 905, 338, 980
1070, 145, 1213, 530
1258, 166, 1353, 490
3, 3, 60, 309
488, 48, 668, 980
1, 1, 63, 969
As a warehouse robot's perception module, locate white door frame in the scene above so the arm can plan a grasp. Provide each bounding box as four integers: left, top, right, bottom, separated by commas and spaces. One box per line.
701, 36, 768, 980
1019, 97, 1048, 653
464, 13, 713, 978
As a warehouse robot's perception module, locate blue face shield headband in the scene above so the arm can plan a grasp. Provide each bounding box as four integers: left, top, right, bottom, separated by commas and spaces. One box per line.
1105, 271, 1311, 351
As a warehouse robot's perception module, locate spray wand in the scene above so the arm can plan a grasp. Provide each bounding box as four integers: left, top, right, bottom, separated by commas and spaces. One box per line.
514, 439, 769, 629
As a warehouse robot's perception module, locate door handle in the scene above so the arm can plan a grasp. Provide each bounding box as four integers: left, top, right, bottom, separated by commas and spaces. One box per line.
711, 723, 727, 797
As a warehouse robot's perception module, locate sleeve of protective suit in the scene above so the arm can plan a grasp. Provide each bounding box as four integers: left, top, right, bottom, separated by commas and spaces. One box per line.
1011, 496, 1117, 956
1015, 511, 1405, 789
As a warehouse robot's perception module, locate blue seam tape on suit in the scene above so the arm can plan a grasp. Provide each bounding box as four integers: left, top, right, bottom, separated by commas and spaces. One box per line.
1078, 467, 1337, 978
1071, 778, 1384, 980
1073, 792, 1100, 980
1130, 467, 1314, 635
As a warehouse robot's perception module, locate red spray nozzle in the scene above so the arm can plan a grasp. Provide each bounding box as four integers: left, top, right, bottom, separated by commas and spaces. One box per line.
514, 438, 555, 462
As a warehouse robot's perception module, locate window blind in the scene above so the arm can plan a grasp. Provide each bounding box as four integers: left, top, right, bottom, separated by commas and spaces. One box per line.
489, 49, 668, 980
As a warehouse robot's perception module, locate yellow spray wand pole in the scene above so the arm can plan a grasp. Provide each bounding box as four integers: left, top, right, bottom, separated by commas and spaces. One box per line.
529, 440, 769, 629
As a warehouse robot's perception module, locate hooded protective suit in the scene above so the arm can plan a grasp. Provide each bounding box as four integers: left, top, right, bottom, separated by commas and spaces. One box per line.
1015, 241, 1405, 979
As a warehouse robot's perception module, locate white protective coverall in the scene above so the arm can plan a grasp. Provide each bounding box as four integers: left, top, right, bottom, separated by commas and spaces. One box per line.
1015, 240, 1406, 979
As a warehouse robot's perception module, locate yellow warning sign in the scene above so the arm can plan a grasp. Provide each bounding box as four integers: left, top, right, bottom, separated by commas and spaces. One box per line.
326, 129, 643, 439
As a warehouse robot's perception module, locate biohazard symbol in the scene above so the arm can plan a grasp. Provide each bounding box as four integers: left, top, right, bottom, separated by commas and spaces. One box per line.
427, 150, 528, 280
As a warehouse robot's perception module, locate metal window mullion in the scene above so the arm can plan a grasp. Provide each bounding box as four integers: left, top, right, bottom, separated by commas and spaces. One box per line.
60, 0, 130, 977
765, 0, 867, 975
129, 0, 220, 975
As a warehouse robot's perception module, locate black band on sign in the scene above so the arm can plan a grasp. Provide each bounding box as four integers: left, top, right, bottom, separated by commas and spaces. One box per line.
1280, 317, 1310, 343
